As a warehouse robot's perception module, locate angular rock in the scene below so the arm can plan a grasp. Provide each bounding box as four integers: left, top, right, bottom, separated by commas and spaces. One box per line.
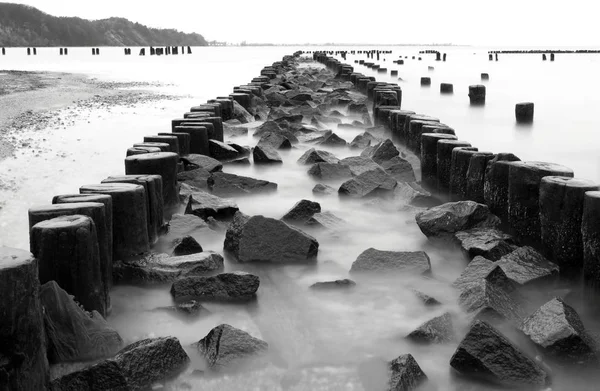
308, 163, 352, 180
350, 248, 431, 275
339, 168, 397, 198
359, 354, 428, 391
450, 321, 550, 388
156, 299, 208, 317
406, 312, 454, 344
380, 156, 416, 182
413, 290, 441, 306
49, 360, 128, 391
339, 156, 381, 176
318, 132, 347, 147
496, 246, 559, 287
181, 154, 223, 173
520, 297, 599, 365
312, 183, 336, 196
454, 256, 516, 294
361, 139, 400, 165
282, 199, 321, 223
257, 132, 292, 150
454, 228, 518, 261
113, 252, 224, 284
310, 279, 356, 290
41, 281, 123, 364
224, 212, 319, 263
394, 182, 440, 208
166, 213, 209, 238
184, 190, 239, 220
350, 132, 377, 149
232, 100, 254, 123
297, 148, 340, 165
253, 144, 283, 164
415, 201, 501, 239
208, 172, 277, 197
195, 324, 268, 371
306, 211, 346, 230
177, 167, 210, 190
208, 140, 240, 161
172, 235, 203, 256
170, 272, 259, 301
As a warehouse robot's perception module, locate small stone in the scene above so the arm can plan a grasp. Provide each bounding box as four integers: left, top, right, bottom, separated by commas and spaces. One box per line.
172, 236, 203, 256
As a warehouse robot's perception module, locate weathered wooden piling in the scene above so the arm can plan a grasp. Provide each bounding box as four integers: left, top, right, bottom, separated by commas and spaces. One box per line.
133, 142, 170, 152
550, 53, 555, 61
421, 133, 458, 190
31, 215, 106, 315
390, 110, 416, 143
28, 202, 111, 314
229, 92, 252, 110
174, 125, 210, 156
80, 183, 149, 261
33, 48, 36, 55
440, 83, 453, 94
0, 247, 49, 390
468, 85, 486, 105
391, 70, 398, 76
583, 191, 600, 289
437, 140, 472, 194
449, 148, 486, 201
465, 152, 496, 203
515, 102, 534, 123
481, 73, 489, 81
159, 132, 190, 156
539, 177, 599, 276
421, 77, 431, 86
59, 48, 63, 55
143, 135, 180, 154
483, 153, 521, 221
127, 146, 163, 156
508, 161, 574, 244
125, 152, 180, 209
408, 119, 442, 153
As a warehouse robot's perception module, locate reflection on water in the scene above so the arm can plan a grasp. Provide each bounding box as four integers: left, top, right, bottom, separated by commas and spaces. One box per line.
2, 47, 600, 390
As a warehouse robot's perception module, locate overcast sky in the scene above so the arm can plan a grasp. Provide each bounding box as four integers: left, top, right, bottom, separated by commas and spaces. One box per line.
12, 0, 600, 46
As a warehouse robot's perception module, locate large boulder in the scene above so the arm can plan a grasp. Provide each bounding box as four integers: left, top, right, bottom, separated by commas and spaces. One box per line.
208, 172, 277, 197
453, 228, 518, 261
297, 148, 340, 165
350, 132, 378, 150
257, 132, 292, 150
339, 168, 397, 198
415, 201, 501, 239
224, 212, 319, 263
281, 199, 321, 224
177, 168, 211, 190
496, 246, 559, 287
195, 324, 268, 371
318, 132, 347, 147
454, 256, 516, 294
49, 360, 128, 391
361, 139, 400, 165
339, 156, 381, 176
358, 354, 428, 391
208, 140, 240, 161
181, 154, 223, 173
253, 145, 283, 164
170, 272, 259, 301
380, 156, 416, 183
306, 211, 346, 230
350, 248, 431, 275
113, 252, 224, 284
184, 190, 239, 220
394, 182, 440, 208
41, 281, 123, 364
232, 100, 254, 123
312, 183, 336, 196
406, 312, 454, 344
450, 321, 550, 388
308, 163, 352, 180
520, 297, 599, 365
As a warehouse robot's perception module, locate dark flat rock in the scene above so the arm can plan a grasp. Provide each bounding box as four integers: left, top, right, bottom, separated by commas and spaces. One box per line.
170, 272, 259, 301
350, 248, 431, 275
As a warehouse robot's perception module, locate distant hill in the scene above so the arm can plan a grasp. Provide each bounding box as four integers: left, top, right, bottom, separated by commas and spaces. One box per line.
0, 3, 208, 47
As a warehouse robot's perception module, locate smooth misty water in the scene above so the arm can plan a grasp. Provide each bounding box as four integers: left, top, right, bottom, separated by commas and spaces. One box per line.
1, 46, 600, 390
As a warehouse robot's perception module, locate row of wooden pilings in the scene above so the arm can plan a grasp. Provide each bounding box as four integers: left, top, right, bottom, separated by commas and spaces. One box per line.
313, 50, 600, 288
0, 46, 193, 56
1, 49, 303, 390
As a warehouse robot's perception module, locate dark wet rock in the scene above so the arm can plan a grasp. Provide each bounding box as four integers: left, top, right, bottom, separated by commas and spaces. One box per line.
497, 246, 559, 287
156, 300, 208, 317
359, 354, 428, 391
290, 92, 313, 102
306, 211, 346, 230
281, 199, 321, 223
394, 182, 440, 208
224, 126, 249, 138
318, 132, 347, 147
274, 114, 303, 124
454, 256, 516, 294
308, 162, 352, 180
172, 236, 203, 256
49, 360, 128, 391
450, 320, 550, 388
339, 168, 398, 198
350, 132, 378, 150
113, 252, 224, 284
166, 213, 209, 237
380, 156, 416, 182
406, 312, 454, 344
178, 168, 210, 190
350, 248, 431, 275
232, 100, 254, 123
310, 279, 356, 290
181, 154, 223, 173
254, 121, 299, 143
253, 145, 283, 164
361, 139, 400, 165
41, 281, 123, 364
224, 212, 319, 263
297, 148, 340, 165
208, 172, 277, 197
224, 157, 251, 165
195, 324, 268, 371
348, 102, 369, 115
227, 142, 251, 157
415, 201, 501, 239
170, 272, 259, 301
520, 297, 599, 365
453, 228, 517, 261
208, 140, 240, 161
257, 132, 292, 150
312, 183, 336, 196
413, 290, 441, 306
339, 156, 381, 176
184, 190, 239, 220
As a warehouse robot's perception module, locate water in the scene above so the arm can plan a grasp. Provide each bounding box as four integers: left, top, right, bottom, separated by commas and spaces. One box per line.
1, 46, 600, 390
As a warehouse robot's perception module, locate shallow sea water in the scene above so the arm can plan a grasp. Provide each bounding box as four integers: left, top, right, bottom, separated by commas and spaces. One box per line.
1, 46, 600, 390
